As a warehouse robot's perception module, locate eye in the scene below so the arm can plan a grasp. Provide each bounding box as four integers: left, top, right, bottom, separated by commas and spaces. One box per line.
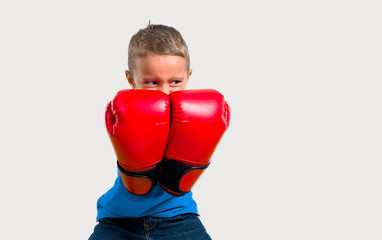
170, 80, 182, 85
145, 81, 157, 86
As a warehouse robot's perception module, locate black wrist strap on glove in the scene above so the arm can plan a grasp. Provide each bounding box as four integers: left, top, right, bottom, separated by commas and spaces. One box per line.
117, 160, 161, 194
159, 159, 209, 196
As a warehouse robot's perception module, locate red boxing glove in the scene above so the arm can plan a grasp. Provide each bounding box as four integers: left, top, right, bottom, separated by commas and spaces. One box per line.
159, 89, 230, 196
105, 90, 170, 195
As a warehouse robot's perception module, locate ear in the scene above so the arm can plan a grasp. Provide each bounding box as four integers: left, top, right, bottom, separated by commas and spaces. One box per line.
182, 69, 192, 89
187, 69, 193, 80
125, 70, 135, 88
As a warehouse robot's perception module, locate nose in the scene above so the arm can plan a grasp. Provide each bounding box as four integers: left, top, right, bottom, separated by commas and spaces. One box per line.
158, 86, 171, 95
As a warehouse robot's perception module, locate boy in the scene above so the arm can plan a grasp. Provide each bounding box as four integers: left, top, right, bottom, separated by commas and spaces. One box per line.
89, 23, 227, 240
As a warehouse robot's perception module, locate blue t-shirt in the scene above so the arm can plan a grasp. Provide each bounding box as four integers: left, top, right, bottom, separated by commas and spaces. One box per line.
96, 170, 198, 221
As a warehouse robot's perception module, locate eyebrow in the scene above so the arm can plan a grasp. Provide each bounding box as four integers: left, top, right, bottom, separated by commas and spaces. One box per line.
141, 77, 156, 80
142, 76, 184, 81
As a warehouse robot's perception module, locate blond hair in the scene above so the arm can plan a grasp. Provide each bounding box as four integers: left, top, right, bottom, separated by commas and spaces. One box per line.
128, 23, 190, 77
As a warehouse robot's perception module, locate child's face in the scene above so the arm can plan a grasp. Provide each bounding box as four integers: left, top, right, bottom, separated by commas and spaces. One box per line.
126, 55, 192, 95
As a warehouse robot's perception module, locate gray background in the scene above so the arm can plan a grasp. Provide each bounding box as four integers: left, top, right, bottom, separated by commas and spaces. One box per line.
1, 0, 381, 239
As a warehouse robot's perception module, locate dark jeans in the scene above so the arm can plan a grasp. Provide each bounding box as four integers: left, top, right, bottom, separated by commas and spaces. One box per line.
89, 214, 212, 240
